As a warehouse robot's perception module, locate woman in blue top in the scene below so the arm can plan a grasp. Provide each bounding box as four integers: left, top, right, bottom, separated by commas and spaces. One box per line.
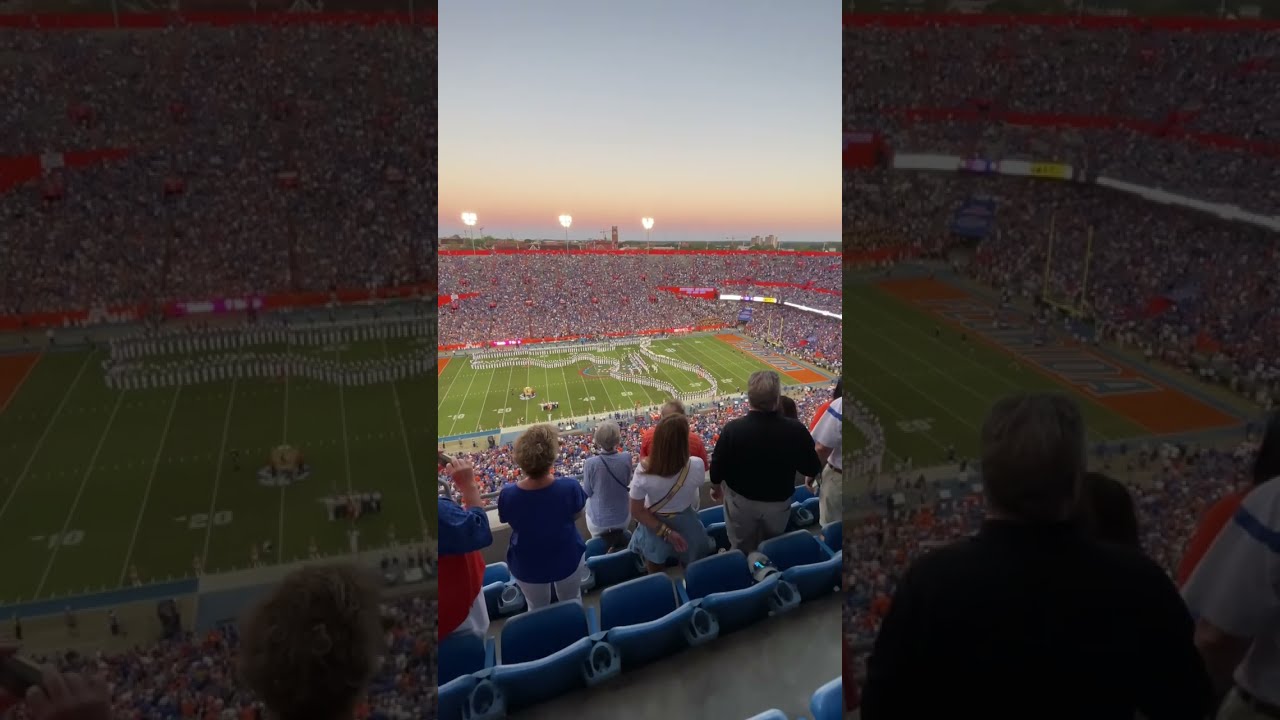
498, 424, 587, 610
580, 421, 633, 552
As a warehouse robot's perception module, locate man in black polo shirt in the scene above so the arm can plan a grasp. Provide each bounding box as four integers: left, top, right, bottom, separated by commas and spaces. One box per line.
710, 370, 822, 554
862, 392, 1212, 720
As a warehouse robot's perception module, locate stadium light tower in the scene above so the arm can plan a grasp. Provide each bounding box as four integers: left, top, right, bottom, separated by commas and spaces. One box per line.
461, 211, 477, 251
558, 214, 572, 244
641, 217, 654, 245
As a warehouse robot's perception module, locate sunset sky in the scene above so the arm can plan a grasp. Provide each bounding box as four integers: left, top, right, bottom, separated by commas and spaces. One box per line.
438, 0, 840, 244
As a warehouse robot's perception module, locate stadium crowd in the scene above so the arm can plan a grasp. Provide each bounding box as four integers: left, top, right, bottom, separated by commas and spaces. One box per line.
439, 387, 834, 499
0, 582, 437, 720
844, 21, 1280, 214
0, 22, 436, 316
437, 253, 841, 348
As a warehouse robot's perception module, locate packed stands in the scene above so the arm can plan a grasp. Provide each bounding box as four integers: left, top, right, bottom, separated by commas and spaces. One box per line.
0, 3, 438, 718
437, 251, 840, 350
843, 10, 1280, 408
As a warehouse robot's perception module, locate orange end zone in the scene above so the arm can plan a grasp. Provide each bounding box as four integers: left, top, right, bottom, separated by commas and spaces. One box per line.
437, 357, 450, 376
0, 353, 39, 414
877, 278, 1238, 436
715, 334, 829, 384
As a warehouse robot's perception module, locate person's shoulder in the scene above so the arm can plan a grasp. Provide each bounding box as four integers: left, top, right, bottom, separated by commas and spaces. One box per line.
689, 456, 706, 472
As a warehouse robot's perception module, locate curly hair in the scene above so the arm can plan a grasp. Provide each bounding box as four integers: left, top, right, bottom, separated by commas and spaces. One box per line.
238, 563, 385, 720
514, 423, 559, 477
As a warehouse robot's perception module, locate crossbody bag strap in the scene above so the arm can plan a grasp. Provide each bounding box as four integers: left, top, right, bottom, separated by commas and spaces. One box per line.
649, 461, 690, 515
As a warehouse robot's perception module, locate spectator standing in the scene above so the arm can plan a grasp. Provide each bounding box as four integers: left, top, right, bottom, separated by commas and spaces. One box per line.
710, 371, 823, 554
1079, 471, 1141, 548
438, 456, 492, 640
1177, 412, 1280, 587
1182, 475, 1280, 718
497, 425, 587, 610
239, 563, 385, 720
580, 421, 633, 552
862, 393, 1213, 719
639, 399, 709, 466
628, 414, 711, 572
811, 380, 844, 526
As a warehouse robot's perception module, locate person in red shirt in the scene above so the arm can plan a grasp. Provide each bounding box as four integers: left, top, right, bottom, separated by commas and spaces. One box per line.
437, 457, 492, 638
639, 399, 708, 466
1176, 412, 1279, 587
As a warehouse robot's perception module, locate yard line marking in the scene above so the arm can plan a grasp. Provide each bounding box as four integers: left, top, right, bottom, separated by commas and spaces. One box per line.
384, 341, 427, 534
475, 358, 499, 432
201, 377, 239, 570
0, 353, 92, 525
336, 357, 354, 497
846, 340, 979, 432
278, 372, 289, 565
437, 353, 470, 436
448, 357, 481, 436
35, 391, 125, 598
118, 386, 182, 586
0, 351, 43, 416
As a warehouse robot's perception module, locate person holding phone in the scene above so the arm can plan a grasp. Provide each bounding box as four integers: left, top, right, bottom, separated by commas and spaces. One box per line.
437, 454, 493, 640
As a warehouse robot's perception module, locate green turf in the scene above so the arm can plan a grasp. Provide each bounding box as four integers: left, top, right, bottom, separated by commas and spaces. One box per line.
842, 283, 1150, 466
0, 336, 435, 605
437, 333, 831, 438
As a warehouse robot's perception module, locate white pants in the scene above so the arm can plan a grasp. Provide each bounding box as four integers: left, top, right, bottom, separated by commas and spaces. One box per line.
515, 556, 586, 610
819, 463, 842, 527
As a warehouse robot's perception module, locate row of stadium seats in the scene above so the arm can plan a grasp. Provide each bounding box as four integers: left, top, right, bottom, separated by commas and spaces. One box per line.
747, 677, 843, 720
440, 519, 842, 718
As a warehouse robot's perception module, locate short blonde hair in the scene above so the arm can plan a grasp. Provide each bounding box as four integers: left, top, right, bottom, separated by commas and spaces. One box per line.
514, 424, 559, 477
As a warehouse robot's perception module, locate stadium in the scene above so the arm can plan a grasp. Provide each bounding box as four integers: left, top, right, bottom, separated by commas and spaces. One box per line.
436, 244, 844, 719
0, 2, 438, 719
843, 2, 1279, 717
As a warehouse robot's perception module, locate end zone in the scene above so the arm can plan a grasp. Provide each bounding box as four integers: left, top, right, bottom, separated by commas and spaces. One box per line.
0, 353, 41, 415
877, 278, 1239, 436
437, 357, 450, 376
714, 334, 829, 384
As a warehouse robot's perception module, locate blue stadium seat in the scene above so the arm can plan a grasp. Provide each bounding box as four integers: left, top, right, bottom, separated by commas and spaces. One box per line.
680, 550, 799, 634
480, 601, 620, 715
758, 530, 841, 602
745, 710, 791, 720
791, 485, 815, 503
800, 495, 822, 522
585, 547, 644, 592
787, 502, 817, 530
584, 536, 608, 560
438, 630, 495, 685
699, 505, 730, 551
437, 674, 478, 720
810, 677, 843, 720
821, 520, 842, 554
482, 562, 526, 619
597, 573, 717, 668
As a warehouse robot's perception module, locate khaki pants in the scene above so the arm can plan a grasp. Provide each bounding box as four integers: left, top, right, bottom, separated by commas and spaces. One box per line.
818, 463, 842, 527
723, 485, 792, 556
1218, 688, 1279, 720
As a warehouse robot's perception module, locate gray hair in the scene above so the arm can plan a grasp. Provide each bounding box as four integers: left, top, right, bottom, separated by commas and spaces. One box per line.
593, 420, 621, 451
981, 393, 1086, 523
747, 370, 781, 411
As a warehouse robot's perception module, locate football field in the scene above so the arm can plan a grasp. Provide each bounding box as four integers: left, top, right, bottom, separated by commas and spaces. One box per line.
843, 277, 1244, 467
437, 333, 834, 438
0, 336, 435, 607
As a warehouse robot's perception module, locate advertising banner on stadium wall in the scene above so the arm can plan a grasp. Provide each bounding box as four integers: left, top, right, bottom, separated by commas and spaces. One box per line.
0, 283, 434, 332
843, 131, 883, 169
436, 322, 730, 352
438, 292, 480, 307
441, 249, 841, 258
657, 287, 719, 300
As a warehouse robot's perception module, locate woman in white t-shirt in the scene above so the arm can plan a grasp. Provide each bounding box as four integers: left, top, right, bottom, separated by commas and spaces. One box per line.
628, 414, 711, 573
